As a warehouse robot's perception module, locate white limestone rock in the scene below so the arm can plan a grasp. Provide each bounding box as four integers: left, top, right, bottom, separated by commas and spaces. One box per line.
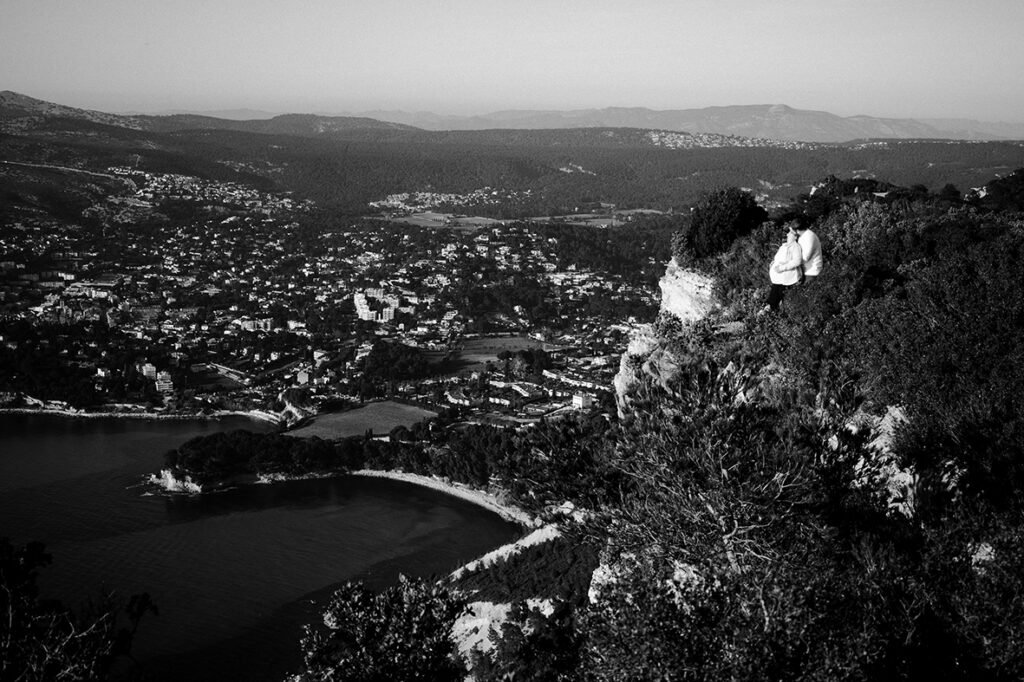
614, 260, 718, 416
848, 405, 917, 518
659, 259, 718, 323
612, 323, 657, 416
148, 468, 203, 494
642, 346, 684, 394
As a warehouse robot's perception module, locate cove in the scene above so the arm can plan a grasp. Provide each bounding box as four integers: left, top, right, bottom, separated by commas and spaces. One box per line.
0, 413, 522, 681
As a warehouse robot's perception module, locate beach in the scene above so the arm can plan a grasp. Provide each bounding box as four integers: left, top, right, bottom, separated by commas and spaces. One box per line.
349, 469, 535, 527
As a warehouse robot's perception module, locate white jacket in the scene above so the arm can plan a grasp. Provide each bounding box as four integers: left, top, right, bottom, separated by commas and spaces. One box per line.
799, 230, 823, 276
769, 241, 803, 286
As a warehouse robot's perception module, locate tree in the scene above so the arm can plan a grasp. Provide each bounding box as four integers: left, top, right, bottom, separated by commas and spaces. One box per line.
296, 576, 468, 682
672, 187, 767, 262
0, 539, 152, 682
475, 600, 582, 682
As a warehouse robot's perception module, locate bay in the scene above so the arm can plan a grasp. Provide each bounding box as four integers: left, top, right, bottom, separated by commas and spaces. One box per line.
0, 413, 522, 680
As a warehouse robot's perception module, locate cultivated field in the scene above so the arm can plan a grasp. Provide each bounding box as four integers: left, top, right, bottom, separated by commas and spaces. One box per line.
457, 335, 546, 365
383, 212, 500, 231
287, 400, 437, 439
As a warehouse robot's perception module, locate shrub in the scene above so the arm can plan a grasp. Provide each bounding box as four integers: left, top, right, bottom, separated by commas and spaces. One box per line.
672, 187, 767, 262
0, 539, 152, 681
296, 576, 468, 682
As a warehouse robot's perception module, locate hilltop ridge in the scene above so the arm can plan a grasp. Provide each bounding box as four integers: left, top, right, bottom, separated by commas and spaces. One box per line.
0, 90, 148, 130
354, 103, 1024, 142
7, 91, 1024, 143
0, 91, 418, 137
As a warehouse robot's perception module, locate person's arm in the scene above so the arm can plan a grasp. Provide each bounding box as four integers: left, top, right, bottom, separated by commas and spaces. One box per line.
799, 233, 814, 262
774, 243, 803, 272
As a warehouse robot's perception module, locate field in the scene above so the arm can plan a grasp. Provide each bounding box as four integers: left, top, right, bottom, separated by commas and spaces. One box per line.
424, 335, 549, 376
287, 400, 437, 439
379, 212, 501, 231
188, 366, 244, 390
528, 212, 627, 228
459, 335, 545, 363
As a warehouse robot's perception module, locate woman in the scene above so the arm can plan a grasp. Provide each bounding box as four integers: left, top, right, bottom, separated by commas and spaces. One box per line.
765, 225, 803, 312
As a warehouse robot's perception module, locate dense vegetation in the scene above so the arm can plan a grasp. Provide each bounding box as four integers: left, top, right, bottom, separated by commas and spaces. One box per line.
25, 163, 1024, 679
671, 186, 767, 260
0, 538, 154, 681
288, 170, 1024, 680
454, 530, 601, 605
531, 219, 676, 284
161, 408, 619, 498
298, 576, 467, 682
8, 99, 1024, 678
5, 115, 1024, 216
161, 429, 417, 484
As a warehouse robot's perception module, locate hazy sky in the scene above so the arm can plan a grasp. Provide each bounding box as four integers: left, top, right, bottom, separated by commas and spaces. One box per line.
4, 0, 1024, 121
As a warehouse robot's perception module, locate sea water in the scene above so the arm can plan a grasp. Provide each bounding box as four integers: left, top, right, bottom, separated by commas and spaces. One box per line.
0, 413, 520, 680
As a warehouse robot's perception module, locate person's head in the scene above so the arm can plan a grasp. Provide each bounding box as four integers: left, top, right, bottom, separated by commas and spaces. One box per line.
784, 221, 799, 242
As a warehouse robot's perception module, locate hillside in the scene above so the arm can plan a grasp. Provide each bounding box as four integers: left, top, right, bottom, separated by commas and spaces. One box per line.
8, 91, 1024, 144
0, 91, 418, 137
3, 93, 1024, 218
264, 172, 1024, 680
3, 87, 1024, 679
0, 90, 148, 130
358, 103, 1024, 142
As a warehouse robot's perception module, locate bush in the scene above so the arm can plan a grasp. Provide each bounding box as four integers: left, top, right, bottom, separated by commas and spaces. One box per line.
0, 539, 152, 682
296, 576, 468, 682
672, 187, 767, 262
475, 600, 582, 682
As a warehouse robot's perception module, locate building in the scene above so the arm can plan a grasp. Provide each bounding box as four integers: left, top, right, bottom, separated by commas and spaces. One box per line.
572, 393, 594, 410
155, 371, 175, 393
354, 290, 406, 323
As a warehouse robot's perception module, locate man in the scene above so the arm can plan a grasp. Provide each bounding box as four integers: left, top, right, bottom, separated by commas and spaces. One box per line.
795, 223, 823, 282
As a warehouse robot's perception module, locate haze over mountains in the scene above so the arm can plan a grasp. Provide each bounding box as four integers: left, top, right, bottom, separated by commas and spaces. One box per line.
0, 91, 415, 136
352, 105, 1024, 143
4, 88, 1024, 217
166, 103, 1024, 143
151, 99, 1024, 144
5, 91, 1022, 144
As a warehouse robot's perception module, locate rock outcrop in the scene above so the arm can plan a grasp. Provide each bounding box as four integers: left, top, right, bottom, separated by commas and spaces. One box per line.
148, 468, 203, 494
614, 259, 718, 417
657, 259, 719, 322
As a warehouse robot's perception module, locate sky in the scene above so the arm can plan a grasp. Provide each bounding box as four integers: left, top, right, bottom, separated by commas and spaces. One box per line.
3, 0, 1024, 122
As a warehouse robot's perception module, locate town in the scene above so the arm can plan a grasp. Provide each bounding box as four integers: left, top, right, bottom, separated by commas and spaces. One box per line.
0, 167, 670, 430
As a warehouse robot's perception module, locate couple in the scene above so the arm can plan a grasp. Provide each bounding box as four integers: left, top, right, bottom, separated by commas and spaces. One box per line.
765, 222, 822, 312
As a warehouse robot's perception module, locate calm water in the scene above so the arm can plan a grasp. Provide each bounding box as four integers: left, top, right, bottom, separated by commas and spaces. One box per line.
0, 414, 521, 681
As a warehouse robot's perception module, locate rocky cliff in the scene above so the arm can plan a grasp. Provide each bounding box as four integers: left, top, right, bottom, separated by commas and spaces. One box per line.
613, 259, 719, 417
612, 258, 918, 516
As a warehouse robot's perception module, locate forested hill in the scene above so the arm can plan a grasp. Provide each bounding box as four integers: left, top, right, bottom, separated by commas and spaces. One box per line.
0, 91, 416, 135
4, 93, 1024, 216
9, 91, 1024, 142
142, 170, 1024, 681
576, 169, 1024, 680
363, 103, 1024, 142
273, 171, 1024, 680
137, 112, 418, 136
5, 81, 1024, 678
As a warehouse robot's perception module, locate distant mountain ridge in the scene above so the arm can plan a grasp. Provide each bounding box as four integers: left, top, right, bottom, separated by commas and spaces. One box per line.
356, 104, 1024, 142
4, 90, 1024, 144
0, 91, 417, 138
0, 90, 148, 130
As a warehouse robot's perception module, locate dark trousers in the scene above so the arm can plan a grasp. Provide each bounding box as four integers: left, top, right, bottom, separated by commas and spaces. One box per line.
767, 284, 789, 311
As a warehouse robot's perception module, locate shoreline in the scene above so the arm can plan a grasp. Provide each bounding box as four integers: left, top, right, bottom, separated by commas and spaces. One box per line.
13, 403, 534, 529
350, 469, 535, 527
150, 465, 534, 528
151, 462, 536, 524
0, 406, 283, 425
